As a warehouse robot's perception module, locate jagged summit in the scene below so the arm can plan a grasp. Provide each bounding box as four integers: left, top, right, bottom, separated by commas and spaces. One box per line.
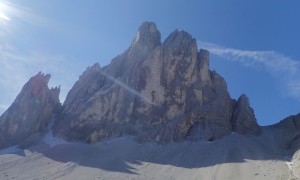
129, 22, 161, 57
133, 22, 161, 47
164, 29, 195, 48
13, 72, 60, 105
27, 72, 51, 94
232, 94, 260, 134
53, 22, 260, 144
0, 72, 60, 149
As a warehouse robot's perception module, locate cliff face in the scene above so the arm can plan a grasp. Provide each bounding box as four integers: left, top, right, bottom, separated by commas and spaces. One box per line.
232, 94, 261, 135
54, 22, 260, 143
274, 113, 300, 150
0, 72, 60, 149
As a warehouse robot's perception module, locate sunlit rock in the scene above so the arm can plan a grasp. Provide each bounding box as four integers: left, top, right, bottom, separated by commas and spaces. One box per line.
0, 72, 60, 149
54, 22, 259, 143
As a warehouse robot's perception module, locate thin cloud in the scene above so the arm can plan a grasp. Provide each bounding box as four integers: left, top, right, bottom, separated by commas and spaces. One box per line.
0, 44, 78, 114
199, 41, 300, 100
0, 1, 81, 114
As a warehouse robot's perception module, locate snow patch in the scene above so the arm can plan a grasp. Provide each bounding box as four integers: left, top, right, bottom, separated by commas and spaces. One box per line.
42, 115, 70, 147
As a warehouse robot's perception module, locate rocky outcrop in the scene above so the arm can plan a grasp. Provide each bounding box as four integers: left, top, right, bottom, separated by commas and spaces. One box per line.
0, 72, 60, 149
54, 22, 260, 143
232, 94, 260, 134
274, 113, 300, 149
275, 113, 300, 131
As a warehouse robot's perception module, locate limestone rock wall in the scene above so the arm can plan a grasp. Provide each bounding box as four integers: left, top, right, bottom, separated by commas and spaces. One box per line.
0, 72, 60, 149
54, 22, 260, 143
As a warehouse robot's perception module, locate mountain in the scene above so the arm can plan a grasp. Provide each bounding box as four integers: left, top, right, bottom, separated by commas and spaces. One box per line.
54, 22, 260, 144
0, 22, 299, 180
0, 72, 60, 149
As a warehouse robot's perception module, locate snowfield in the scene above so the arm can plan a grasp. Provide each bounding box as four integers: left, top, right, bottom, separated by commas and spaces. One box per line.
0, 126, 299, 180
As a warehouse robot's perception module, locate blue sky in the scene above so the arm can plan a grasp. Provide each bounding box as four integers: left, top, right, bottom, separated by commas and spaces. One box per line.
0, 0, 299, 125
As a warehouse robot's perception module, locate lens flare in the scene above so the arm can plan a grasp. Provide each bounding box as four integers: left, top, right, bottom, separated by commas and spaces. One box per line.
0, 1, 10, 21
101, 72, 157, 105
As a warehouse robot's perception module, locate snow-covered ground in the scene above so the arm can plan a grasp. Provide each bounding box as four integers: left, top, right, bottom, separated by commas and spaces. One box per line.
0, 127, 299, 180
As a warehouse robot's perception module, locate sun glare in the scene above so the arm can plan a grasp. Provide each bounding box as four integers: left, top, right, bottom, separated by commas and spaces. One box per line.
0, 1, 10, 21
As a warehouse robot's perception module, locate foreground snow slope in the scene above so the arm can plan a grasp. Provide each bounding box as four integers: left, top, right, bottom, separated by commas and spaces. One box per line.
0, 126, 299, 180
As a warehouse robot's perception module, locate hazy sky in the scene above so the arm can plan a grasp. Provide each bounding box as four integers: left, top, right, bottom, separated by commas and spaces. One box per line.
0, 0, 299, 125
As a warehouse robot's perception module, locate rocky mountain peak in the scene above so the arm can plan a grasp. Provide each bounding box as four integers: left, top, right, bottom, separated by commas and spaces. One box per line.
53, 22, 261, 144
27, 72, 51, 95
232, 94, 260, 134
13, 72, 60, 104
129, 22, 161, 57
0, 72, 60, 149
164, 29, 196, 49
238, 94, 250, 106
0, 22, 261, 148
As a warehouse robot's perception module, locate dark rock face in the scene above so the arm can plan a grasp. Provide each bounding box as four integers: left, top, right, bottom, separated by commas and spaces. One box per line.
274, 113, 300, 151
0, 72, 60, 149
232, 94, 261, 134
54, 22, 260, 143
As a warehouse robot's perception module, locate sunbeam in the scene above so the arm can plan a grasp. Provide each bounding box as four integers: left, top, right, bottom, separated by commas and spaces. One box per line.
101, 72, 157, 106
0, 1, 10, 22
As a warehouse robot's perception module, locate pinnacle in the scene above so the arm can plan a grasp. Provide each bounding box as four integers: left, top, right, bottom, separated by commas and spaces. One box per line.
130, 21, 161, 52
163, 29, 195, 48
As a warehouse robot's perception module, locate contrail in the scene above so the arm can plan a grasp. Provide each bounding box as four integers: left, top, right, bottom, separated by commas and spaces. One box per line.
198, 41, 300, 101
